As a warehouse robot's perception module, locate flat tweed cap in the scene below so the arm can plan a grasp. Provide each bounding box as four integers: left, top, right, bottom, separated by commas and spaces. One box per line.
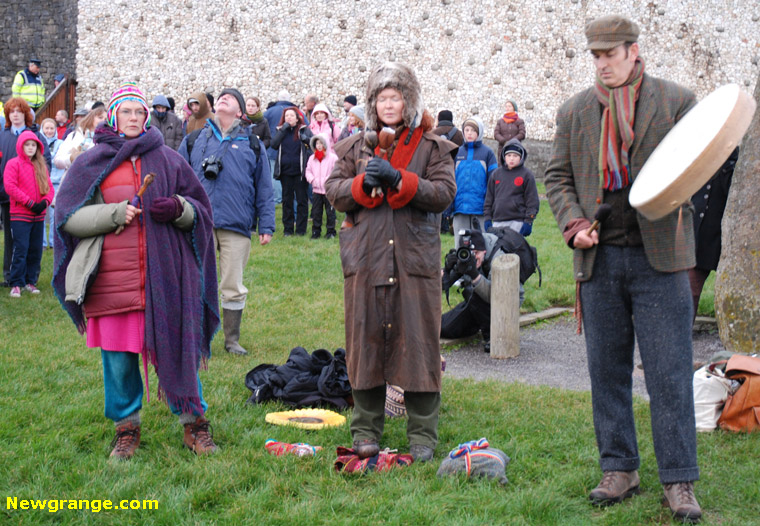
585, 15, 640, 50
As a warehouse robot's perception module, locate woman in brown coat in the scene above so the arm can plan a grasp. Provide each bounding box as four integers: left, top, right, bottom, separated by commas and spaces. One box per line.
325, 63, 456, 462
493, 99, 526, 165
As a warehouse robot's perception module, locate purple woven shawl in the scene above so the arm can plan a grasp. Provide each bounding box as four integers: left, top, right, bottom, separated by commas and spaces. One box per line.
53, 125, 220, 415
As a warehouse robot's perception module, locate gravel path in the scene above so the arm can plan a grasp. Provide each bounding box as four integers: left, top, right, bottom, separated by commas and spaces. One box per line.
443, 316, 725, 400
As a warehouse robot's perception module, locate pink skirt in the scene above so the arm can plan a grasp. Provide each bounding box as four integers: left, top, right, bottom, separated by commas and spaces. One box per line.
86, 310, 145, 353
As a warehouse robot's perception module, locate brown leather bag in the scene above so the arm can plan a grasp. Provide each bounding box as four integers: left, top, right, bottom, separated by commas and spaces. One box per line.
717, 355, 760, 432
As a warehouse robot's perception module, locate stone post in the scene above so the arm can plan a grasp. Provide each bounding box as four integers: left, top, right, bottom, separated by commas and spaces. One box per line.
715, 77, 760, 353
490, 253, 520, 358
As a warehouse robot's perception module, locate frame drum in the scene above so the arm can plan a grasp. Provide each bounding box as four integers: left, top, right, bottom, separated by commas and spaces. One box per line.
629, 84, 756, 221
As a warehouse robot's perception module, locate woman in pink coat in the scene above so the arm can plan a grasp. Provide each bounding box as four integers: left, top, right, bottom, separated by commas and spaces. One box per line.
4, 130, 54, 297
307, 103, 341, 147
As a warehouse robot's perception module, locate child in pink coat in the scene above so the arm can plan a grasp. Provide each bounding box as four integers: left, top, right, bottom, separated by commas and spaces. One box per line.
307, 103, 341, 148
3, 130, 54, 297
304, 134, 338, 239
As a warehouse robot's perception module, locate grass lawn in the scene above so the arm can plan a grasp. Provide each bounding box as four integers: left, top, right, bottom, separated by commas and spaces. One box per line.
1, 201, 751, 526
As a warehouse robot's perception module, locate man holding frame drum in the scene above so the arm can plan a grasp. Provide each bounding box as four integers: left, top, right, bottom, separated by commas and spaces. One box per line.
545, 15, 701, 523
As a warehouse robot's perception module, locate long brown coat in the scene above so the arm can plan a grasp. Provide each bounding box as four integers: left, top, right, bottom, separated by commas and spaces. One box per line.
325, 130, 456, 392
545, 74, 696, 281
494, 117, 526, 152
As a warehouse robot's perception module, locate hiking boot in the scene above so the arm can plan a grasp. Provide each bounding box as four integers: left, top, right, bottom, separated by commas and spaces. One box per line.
183, 416, 218, 455
24, 284, 40, 294
353, 438, 379, 459
589, 470, 640, 506
110, 422, 140, 460
325, 232, 336, 240
10, 286, 21, 298
410, 444, 434, 462
663, 482, 702, 523
222, 308, 248, 355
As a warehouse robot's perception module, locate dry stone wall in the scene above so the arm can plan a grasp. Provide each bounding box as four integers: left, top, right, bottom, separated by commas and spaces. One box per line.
74, 0, 758, 146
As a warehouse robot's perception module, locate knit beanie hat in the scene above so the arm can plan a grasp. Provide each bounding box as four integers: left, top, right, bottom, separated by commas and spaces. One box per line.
437, 110, 453, 122
502, 141, 524, 160
349, 104, 365, 123
219, 88, 246, 116
107, 81, 151, 132
507, 99, 518, 112
344, 95, 357, 106
462, 118, 479, 134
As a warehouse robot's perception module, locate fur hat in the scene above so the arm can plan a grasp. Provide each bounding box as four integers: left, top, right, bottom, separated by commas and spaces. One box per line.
309, 133, 330, 152
365, 62, 424, 131
107, 81, 151, 133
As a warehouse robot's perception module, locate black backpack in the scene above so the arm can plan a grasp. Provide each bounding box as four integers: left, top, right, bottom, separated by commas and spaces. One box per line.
483, 227, 541, 286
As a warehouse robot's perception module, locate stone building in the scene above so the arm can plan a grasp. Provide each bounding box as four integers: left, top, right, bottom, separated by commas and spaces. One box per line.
3, 1, 758, 172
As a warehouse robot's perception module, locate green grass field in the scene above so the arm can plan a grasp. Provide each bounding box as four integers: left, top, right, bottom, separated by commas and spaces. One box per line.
1, 200, 750, 526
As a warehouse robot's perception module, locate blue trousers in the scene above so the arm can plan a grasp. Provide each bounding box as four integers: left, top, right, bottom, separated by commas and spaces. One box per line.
9, 220, 44, 287
101, 350, 207, 422
580, 245, 699, 484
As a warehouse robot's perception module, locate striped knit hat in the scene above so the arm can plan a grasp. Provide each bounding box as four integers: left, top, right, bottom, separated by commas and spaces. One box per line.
106, 81, 151, 133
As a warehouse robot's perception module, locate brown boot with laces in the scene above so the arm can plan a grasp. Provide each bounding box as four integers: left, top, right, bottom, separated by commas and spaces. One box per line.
663, 482, 702, 523
183, 416, 218, 455
589, 470, 640, 506
110, 422, 140, 460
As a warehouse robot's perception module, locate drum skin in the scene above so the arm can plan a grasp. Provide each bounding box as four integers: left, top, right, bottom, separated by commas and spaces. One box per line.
630, 84, 756, 221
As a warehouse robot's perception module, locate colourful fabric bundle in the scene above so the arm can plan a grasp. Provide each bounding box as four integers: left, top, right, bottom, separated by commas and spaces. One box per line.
265, 439, 322, 457
334, 446, 414, 473
437, 438, 510, 484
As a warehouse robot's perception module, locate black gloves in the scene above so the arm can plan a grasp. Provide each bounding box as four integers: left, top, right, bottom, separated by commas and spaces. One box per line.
362, 172, 383, 196
30, 200, 48, 215
444, 249, 458, 271
365, 157, 401, 189
459, 256, 480, 280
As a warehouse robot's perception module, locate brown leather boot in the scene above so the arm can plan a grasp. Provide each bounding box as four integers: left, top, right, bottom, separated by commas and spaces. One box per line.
110, 422, 140, 460
663, 482, 702, 523
353, 439, 379, 459
183, 416, 218, 455
589, 470, 640, 506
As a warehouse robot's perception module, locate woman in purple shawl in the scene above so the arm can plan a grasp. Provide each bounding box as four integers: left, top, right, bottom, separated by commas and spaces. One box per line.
53, 82, 220, 459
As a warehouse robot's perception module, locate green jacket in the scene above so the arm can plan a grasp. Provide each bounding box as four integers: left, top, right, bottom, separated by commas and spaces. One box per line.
545, 74, 697, 281
62, 190, 194, 304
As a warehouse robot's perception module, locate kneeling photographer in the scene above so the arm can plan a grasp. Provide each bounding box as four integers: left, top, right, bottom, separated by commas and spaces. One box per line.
441, 229, 535, 352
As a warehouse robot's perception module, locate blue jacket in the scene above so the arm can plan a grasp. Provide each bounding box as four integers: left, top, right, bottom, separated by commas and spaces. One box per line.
453, 117, 498, 215
178, 118, 275, 238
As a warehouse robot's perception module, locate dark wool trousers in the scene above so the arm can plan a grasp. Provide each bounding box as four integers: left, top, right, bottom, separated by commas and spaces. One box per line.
281, 174, 309, 235
9, 220, 44, 287
580, 245, 699, 484
351, 385, 440, 450
311, 193, 335, 236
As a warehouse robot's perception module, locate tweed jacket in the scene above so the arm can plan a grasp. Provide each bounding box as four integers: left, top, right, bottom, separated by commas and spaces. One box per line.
545, 74, 697, 281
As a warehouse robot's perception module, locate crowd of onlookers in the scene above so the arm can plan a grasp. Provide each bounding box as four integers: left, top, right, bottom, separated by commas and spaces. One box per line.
2, 56, 540, 298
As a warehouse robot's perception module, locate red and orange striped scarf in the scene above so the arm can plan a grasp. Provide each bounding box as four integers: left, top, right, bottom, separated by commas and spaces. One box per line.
502, 112, 519, 124
594, 58, 645, 191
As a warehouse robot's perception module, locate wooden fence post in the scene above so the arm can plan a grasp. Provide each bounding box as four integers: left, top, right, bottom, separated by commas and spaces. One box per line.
490, 253, 520, 358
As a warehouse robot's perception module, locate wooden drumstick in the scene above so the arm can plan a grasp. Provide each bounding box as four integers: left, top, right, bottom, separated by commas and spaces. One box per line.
585, 203, 612, 236
370, 127, 396, 198
115, 173, 156, 235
